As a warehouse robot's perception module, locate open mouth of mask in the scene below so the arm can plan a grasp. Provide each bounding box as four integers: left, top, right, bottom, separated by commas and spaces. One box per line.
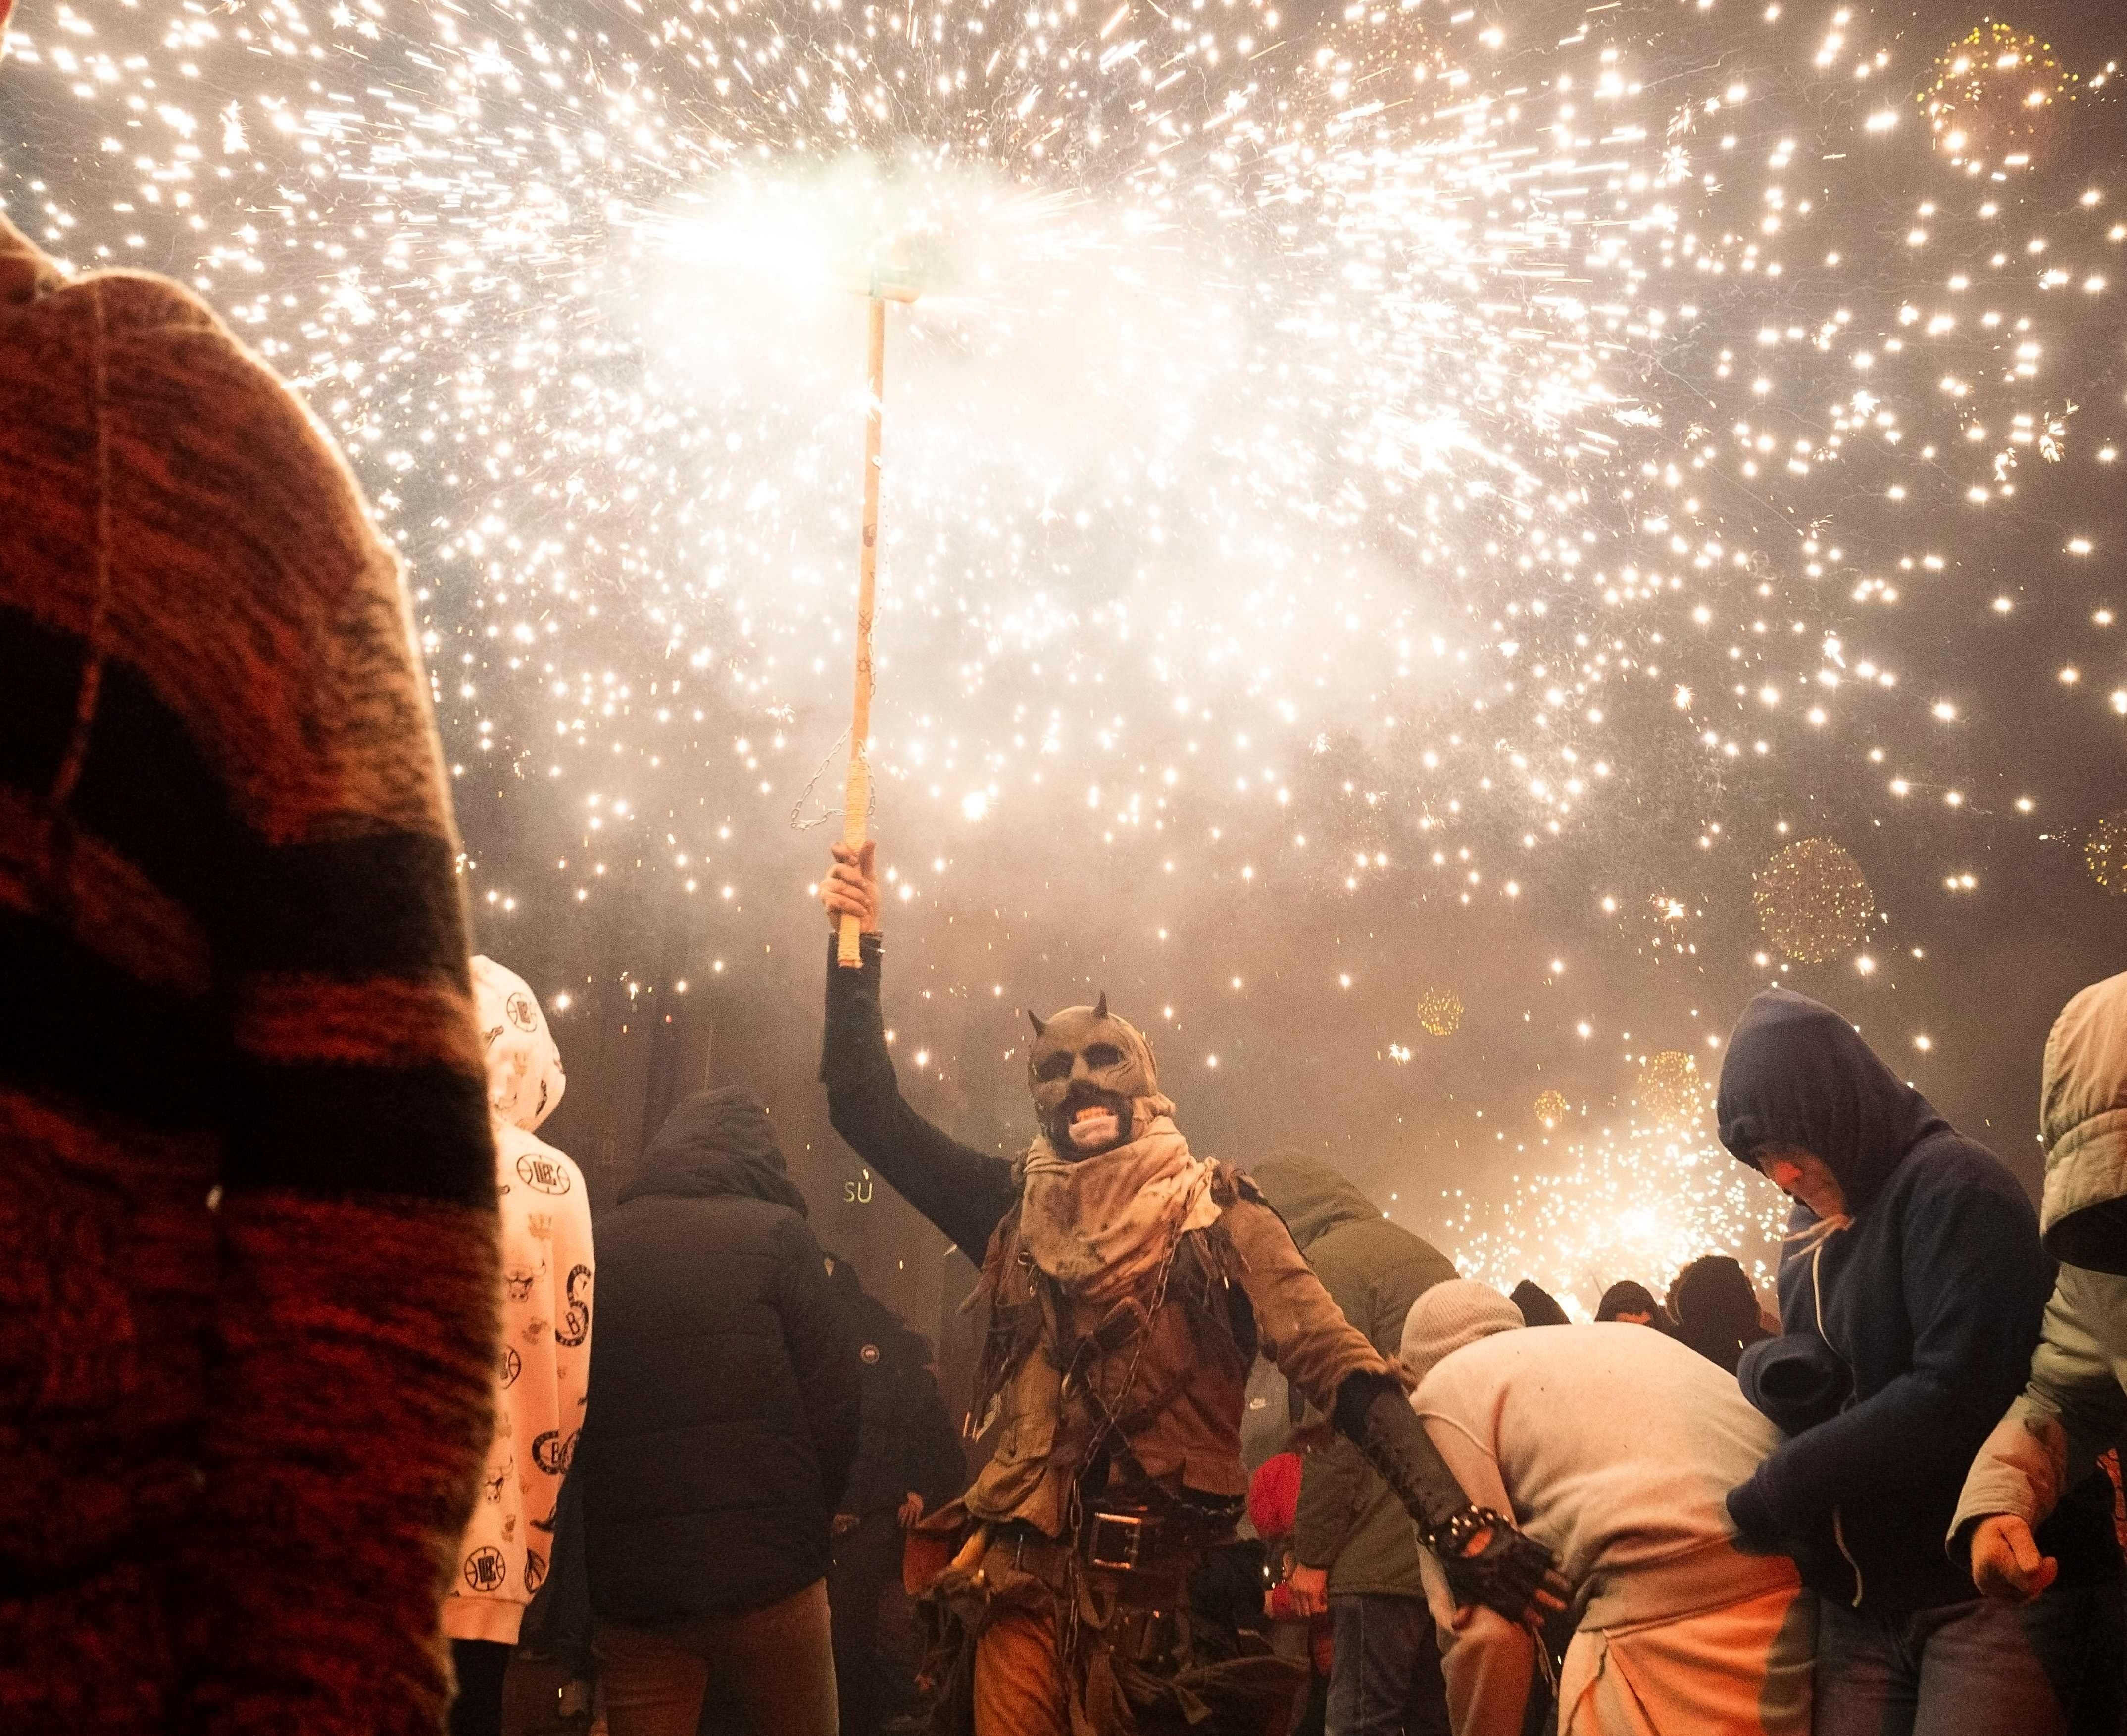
1067, 1099, 1124, 1151
1026, 994, 1159, 1157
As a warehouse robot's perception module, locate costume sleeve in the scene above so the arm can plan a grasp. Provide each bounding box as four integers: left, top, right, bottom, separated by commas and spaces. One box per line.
1414, 1415, 1537, 1736
1728, 1179, 2046, 1546
1294, 1436, 1367, 1572
1221, 1196, 1400, 1412
820, 934, 1018, 1255
1288, 1234, 1387, 1572
775, 1215, 862, 1511
1224, 1198, 1484, 1541
97, 291, 504, 1736
1950, 1266, 2127, 1550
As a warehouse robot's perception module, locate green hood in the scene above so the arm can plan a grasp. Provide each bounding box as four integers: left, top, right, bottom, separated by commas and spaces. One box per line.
2040, 970, 2127, 1273
1250, 1152, 1385, 1251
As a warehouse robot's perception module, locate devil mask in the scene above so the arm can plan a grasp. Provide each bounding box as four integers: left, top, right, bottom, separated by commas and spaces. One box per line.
1026, 993, 1173, 1157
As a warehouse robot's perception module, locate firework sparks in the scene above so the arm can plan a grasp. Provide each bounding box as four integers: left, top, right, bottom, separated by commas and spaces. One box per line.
1438, 1120, 1790, 1321
3, 0, 2120, 1237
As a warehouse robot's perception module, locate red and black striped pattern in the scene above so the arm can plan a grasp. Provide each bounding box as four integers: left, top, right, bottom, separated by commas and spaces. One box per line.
0, 214, 501, 1734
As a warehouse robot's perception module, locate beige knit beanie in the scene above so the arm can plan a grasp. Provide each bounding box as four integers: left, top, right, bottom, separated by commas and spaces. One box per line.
1400, 1279, 1525, 1383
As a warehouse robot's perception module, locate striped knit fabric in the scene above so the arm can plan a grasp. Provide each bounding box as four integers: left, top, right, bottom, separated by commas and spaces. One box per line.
0, 213, 502, 1733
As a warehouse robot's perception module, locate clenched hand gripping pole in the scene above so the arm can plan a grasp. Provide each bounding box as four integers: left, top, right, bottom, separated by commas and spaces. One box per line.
838, 272, 919, 967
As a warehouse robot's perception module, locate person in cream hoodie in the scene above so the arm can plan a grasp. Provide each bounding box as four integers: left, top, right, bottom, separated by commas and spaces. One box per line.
443, 958, 594, 1735
1400, 1280, 1813, 1736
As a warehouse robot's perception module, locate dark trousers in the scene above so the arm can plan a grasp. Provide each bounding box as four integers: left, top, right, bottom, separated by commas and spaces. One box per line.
1812, 1580, 2127, 1736
449, 1639, 512, 1736
596, 1578, 838, 1736
829, 1510, 910, 1736
1326, 1595, 1450, 1736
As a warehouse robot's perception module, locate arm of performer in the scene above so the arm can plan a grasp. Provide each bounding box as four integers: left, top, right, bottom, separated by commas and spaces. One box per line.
818, 840, 1020, 1256
1223, 1193, 1569, 1631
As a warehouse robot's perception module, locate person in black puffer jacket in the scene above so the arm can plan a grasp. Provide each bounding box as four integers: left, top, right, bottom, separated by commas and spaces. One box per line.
579, 1087, 859, 1736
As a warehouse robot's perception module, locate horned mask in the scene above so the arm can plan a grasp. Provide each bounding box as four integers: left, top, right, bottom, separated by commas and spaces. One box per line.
1025, 993, 1169, 1155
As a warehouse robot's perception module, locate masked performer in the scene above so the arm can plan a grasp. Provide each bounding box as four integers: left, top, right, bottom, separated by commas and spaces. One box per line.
819, 842, 1563, 1736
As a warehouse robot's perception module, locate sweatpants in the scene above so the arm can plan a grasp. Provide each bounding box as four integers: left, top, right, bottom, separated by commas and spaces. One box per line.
1555, 1584, 1813, 1736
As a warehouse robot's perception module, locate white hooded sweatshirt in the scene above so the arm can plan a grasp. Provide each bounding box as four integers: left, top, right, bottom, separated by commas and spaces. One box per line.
442, 957, 594, 1645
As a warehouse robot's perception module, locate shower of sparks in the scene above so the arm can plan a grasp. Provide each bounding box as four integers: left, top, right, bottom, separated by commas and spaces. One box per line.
3, 0, 2122, 1236
1438, 1120, 1791, 1320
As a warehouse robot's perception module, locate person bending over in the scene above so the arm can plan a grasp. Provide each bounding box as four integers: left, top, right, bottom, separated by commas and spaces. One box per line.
1400, 1282, 1812, 1736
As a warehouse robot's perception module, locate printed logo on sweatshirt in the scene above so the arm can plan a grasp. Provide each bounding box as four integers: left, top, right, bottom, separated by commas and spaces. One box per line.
464, 1547, 509, 1594
500, 1346, 523, 1388
504, 1266, 537, 1302
516, 1152, 573, 1196
557, 1265, 593, 1348
532, 1428, 579, 1477
482, 1466, 508, 1504
505, 991, 540, 1032
525, 1550, 548, 1596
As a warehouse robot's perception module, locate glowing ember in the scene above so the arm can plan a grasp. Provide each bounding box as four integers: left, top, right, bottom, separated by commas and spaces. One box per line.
1754, 840, 1876, 965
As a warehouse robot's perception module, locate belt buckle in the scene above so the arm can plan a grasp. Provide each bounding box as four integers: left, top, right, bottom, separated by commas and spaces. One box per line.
1088, 1510, 1145, 1572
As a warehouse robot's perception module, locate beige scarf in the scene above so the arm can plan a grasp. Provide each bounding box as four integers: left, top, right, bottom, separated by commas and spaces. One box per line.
1019, 1110, 1222, 1305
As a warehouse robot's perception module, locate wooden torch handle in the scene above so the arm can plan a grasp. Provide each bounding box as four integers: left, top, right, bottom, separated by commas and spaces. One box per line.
839, 294, 889, 968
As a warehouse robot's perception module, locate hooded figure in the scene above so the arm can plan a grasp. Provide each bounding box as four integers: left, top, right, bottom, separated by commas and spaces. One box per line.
577, 1087, 859, 1734
1252, 1156, 1458, 1736
1715, 988, 2119, 1736
817, 848, 1564, 1736
443, 957, 594, 1722
1593, 1281, 1660, 1325
1665, 1255, 1769, 1375
1954, 971, 2127, 1589
1399, 1283, 1810, 1736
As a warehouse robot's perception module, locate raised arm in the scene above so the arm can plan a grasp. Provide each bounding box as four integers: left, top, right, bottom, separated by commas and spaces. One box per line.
818, 841, 1018, 1255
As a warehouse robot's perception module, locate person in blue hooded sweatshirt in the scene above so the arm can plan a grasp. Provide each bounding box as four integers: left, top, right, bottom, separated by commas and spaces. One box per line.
1714, 987, 2122, 1736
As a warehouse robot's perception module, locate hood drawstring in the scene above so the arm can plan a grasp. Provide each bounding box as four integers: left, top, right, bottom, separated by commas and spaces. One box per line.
1797, 1223, 1866, 1609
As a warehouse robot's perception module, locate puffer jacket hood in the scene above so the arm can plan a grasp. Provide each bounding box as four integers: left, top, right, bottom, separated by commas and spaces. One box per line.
472, 955, 566, 1133
1251, 1151, 1384, 1250
620, 1086, 809, 1214
2039, 971, 2127, 1272
1717, 987, 1946, 1214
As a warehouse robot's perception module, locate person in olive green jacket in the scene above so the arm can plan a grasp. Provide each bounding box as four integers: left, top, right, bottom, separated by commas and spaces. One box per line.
1952, 969, 2127, 1608
1253, 1156, 1460, 1736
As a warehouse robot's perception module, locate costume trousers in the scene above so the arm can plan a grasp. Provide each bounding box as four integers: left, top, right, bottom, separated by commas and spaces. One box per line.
973, 1608, 1072, 1736
593, 1578, 838, 1736
1556, 1584, 1813, 1736
1326, 1594, 1449, 1736
1810, 1580, 2126, 1736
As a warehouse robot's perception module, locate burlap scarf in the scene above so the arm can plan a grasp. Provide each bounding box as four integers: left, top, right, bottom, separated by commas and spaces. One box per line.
1019, 1110, 1222, 1305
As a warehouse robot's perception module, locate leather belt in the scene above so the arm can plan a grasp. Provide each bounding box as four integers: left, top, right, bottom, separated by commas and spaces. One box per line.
999, 1509, 1191, 1591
